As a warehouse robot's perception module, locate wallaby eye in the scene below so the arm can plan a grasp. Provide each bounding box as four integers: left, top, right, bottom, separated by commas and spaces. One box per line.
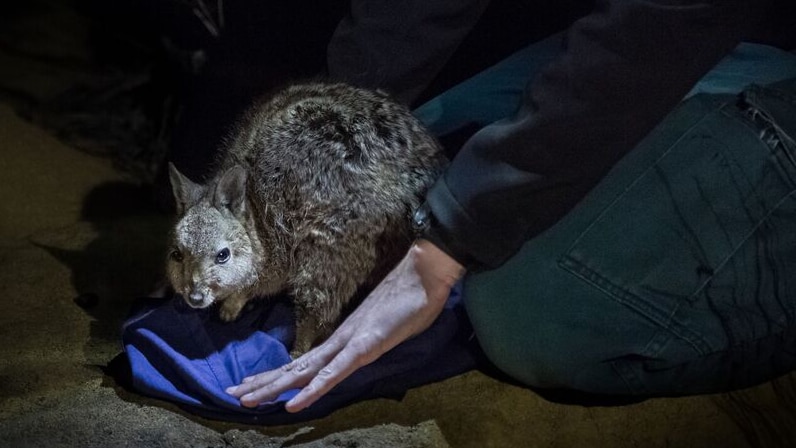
170, 249, 183, 263
215, 248, 230, 264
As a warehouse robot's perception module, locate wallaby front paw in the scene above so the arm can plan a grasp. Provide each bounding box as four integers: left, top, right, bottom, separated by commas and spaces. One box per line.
289, 337, 313, 359
218, 300, 245, 322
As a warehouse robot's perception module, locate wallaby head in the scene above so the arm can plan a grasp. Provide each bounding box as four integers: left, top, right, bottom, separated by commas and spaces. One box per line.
161, 82, 445, 351
166, 163, 261, 310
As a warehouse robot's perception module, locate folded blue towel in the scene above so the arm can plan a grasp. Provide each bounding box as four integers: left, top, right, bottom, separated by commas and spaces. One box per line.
122, 288, 480, 424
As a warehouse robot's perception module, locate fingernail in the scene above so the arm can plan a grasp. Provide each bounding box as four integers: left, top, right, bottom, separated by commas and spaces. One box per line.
241, 394, 259, 407
225, 386, 236, 394
240, 396, 257, 408
285, 398, 305, 413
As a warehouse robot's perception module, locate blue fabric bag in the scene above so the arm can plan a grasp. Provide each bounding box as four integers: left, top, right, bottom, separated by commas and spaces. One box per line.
122, 288, 480, 424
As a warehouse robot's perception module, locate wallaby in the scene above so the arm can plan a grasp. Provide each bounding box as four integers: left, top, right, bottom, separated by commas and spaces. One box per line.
167, 82, 446, 356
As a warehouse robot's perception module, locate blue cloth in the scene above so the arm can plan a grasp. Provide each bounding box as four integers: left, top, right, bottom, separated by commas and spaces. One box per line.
122, 289, 480, 424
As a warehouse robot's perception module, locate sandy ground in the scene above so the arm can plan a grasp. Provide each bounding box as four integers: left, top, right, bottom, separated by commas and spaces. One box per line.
2, 1, 796, 447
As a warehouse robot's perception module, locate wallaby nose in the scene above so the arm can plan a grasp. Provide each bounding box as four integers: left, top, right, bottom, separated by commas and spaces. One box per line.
188, 291, 204, 305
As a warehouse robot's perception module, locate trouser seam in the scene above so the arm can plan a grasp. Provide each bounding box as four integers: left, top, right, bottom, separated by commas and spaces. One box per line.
610, 359, 647, 395
559, 256, 712, 357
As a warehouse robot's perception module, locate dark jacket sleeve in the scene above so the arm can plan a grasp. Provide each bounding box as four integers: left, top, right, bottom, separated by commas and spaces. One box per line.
327, 0, 490, 106
423, 0, 759, 270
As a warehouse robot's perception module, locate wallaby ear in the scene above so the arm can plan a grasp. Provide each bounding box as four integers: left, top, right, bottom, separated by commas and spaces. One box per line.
214, 165, 247, 216
168, 162, 205, 215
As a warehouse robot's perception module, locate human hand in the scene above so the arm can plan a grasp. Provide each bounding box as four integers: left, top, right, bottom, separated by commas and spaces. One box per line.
225, 239, 466, 412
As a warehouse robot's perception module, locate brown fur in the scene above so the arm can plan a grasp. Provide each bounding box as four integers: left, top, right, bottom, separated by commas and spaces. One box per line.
167, 82, 446, 356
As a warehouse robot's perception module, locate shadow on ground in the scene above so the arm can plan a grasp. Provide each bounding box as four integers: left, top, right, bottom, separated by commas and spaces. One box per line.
3, 1, 796, 447
32, 181, 171, 364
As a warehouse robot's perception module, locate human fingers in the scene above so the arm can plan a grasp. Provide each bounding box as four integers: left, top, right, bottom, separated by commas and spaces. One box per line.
285, 335, 384, 413
226, 338, 343, 408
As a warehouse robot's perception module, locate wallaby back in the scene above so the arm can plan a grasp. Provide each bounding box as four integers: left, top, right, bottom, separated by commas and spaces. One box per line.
168, 82, 446, 355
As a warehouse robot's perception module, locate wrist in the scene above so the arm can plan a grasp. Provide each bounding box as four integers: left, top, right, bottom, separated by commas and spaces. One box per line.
411, 239, 466, 290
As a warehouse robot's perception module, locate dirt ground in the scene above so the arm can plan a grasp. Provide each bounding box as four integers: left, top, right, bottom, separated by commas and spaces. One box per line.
2, 1, 796, 447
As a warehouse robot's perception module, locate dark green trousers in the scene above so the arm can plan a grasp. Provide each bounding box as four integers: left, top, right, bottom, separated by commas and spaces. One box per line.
464, 79, 796, 396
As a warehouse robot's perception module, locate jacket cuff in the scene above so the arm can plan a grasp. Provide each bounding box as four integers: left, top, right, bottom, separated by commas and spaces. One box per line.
412, 201, 475, 270
415, 177, 519, 271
